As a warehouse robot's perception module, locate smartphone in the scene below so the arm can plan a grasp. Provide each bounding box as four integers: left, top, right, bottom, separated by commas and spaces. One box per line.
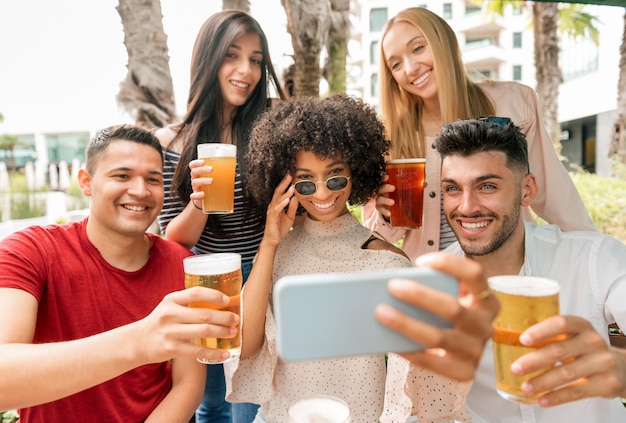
273, 266, 458, 361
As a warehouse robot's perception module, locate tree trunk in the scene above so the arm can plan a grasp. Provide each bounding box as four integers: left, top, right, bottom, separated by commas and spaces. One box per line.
116, 0, 176, 129
281, 0, 331, 97
222, 0, 250, 13
533, 2, 562, 152
324, 0, 350, 94
610, 10, 626, 170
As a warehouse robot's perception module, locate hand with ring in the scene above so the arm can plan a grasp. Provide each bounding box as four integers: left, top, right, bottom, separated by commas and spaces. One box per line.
375, 251, 500, 381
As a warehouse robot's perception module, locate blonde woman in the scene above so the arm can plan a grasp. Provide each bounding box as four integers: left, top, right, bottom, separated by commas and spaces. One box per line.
363, 7, 596, 262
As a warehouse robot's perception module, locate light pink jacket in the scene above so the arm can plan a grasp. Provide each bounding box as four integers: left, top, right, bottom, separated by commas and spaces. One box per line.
363, 80, 597, 263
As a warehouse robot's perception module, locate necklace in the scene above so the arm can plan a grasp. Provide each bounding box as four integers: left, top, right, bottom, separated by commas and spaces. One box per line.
221, 120, 232, 130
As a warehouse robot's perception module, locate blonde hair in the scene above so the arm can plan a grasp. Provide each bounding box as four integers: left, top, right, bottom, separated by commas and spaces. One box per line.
379, 7, 495, 159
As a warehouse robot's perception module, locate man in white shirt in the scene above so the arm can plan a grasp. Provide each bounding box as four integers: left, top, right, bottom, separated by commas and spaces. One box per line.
434, 117, 626, 423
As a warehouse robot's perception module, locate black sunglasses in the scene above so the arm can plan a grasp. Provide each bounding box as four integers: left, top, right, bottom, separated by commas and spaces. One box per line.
478, 116, 512, 131
443, 116, 513, 132
293, 176, 351, 196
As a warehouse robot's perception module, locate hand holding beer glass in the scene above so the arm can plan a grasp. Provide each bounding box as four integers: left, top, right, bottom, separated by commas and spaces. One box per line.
197, 143, 237, 214
488, 275, 560, 404
385, 158, 426, 228
184, 253, 243, 364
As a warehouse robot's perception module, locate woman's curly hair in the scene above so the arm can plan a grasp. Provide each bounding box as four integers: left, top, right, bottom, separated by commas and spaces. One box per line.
244, 94, 391, 211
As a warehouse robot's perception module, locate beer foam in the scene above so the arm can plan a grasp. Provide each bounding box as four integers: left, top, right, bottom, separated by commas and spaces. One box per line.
488, 276, 560, 297
288, 395, 351, 423
183, 253, 241, 275
197, 143, 236, 158
386, 158, 426, 164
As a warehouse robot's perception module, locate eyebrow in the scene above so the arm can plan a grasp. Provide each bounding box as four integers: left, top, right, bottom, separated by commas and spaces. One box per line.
442, 174, 503, 185
109, 166, 163, 177
294, 160, 344, 173
229, 43, 263, 56
385, 35, 425, 63
406, 35, 425, 46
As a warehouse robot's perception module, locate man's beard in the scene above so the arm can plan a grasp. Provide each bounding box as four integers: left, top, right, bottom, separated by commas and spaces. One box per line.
449, 192, 521, 257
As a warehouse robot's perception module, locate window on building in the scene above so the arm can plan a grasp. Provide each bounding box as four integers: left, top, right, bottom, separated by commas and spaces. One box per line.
370, 73, 378, 98
443, 3, 452, 19
513, 32, 522, 48
469, 69, 492, 81
0, 134, 35, 169
512, 5, 523, 15
46, 132, 89, 164
466, 37, 493, 50
465, 4, 481, 15
370, 8, 387, 32
512, 65, 522, 81
561, 36, 599, 81
370, 40, 379, 65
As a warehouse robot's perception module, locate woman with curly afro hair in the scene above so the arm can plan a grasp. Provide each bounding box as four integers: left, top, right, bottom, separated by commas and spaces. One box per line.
223, 95, 473, 423
244, 94, 395, 219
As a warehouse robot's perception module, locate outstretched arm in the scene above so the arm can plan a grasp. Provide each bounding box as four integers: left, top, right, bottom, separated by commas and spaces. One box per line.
0, 286, 238, 411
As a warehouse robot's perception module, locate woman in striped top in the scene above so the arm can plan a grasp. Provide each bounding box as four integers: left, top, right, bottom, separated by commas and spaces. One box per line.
156, 10, 286, 423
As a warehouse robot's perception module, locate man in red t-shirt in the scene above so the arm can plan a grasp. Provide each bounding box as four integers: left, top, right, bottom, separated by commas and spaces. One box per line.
0, 124, 239, 422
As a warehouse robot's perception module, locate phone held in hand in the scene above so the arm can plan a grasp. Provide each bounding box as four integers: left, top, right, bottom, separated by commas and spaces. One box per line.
273, 267, 458, 361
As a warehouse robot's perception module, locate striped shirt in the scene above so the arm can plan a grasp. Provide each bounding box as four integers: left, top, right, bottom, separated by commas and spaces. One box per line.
158, 148, 264, 264
439, 194, 456, 250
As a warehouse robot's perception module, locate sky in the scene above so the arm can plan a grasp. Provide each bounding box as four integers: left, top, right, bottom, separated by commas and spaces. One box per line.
0, 0, 292, 135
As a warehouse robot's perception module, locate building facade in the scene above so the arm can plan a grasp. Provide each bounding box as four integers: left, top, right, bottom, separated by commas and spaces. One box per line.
351, 0, 621, 176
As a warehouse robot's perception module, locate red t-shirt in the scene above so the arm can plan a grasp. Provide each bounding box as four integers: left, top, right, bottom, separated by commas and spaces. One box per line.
0, 218, 192, 422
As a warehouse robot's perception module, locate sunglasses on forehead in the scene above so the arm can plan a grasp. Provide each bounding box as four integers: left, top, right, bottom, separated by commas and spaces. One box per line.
292, 176, 351, 196
478, 116, 512, 131
443, 116, 513, 131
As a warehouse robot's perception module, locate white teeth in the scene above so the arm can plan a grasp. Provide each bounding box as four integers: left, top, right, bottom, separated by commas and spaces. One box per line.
413, 71, 431, 85
230, 80, 249, 88
461, 221, 489, 230
123, 204, 146, 212
312, 199, 336, 209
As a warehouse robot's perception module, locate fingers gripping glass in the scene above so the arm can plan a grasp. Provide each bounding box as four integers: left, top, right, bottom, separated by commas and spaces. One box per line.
293, 176, 351, 196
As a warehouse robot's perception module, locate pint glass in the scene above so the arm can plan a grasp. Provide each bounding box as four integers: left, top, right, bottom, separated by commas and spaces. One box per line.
288, 395, 351, 423
488, 275, 560, 404
197, 143, 237, 214
385, 158, 426, 228
184, 253, 242, 364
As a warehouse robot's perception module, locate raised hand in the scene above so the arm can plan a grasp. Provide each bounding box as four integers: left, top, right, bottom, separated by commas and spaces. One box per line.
134, 286, 240, 364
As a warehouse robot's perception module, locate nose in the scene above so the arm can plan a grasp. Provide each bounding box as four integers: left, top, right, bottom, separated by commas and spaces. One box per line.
457, 190, 481, 216
404, 56, 420, 76
237, 57, 252, 75
128, 177, 149, 197
313, 181, 332, 200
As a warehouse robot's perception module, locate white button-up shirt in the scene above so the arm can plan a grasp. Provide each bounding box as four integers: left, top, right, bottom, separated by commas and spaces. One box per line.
447, 222, 626, 423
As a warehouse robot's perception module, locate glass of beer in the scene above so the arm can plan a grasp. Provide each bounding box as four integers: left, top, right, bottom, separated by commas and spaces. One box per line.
183, 253, 242, 364
288, 395, 351, 423
488, 275, 560, 404
197, 143, 237, 214
385, 158, 426, 228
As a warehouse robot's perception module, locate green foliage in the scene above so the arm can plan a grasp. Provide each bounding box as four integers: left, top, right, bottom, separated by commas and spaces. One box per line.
0, 409, 19, 423
570, 171, 626, 243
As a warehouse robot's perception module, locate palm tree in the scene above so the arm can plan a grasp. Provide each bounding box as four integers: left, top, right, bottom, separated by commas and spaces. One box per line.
610, 10, 626, 170
483, 1, 599, 151
281, 0, 331, 96
324, 0, 350, 94
116, 0, 176, 129
222, 0, 250, 13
